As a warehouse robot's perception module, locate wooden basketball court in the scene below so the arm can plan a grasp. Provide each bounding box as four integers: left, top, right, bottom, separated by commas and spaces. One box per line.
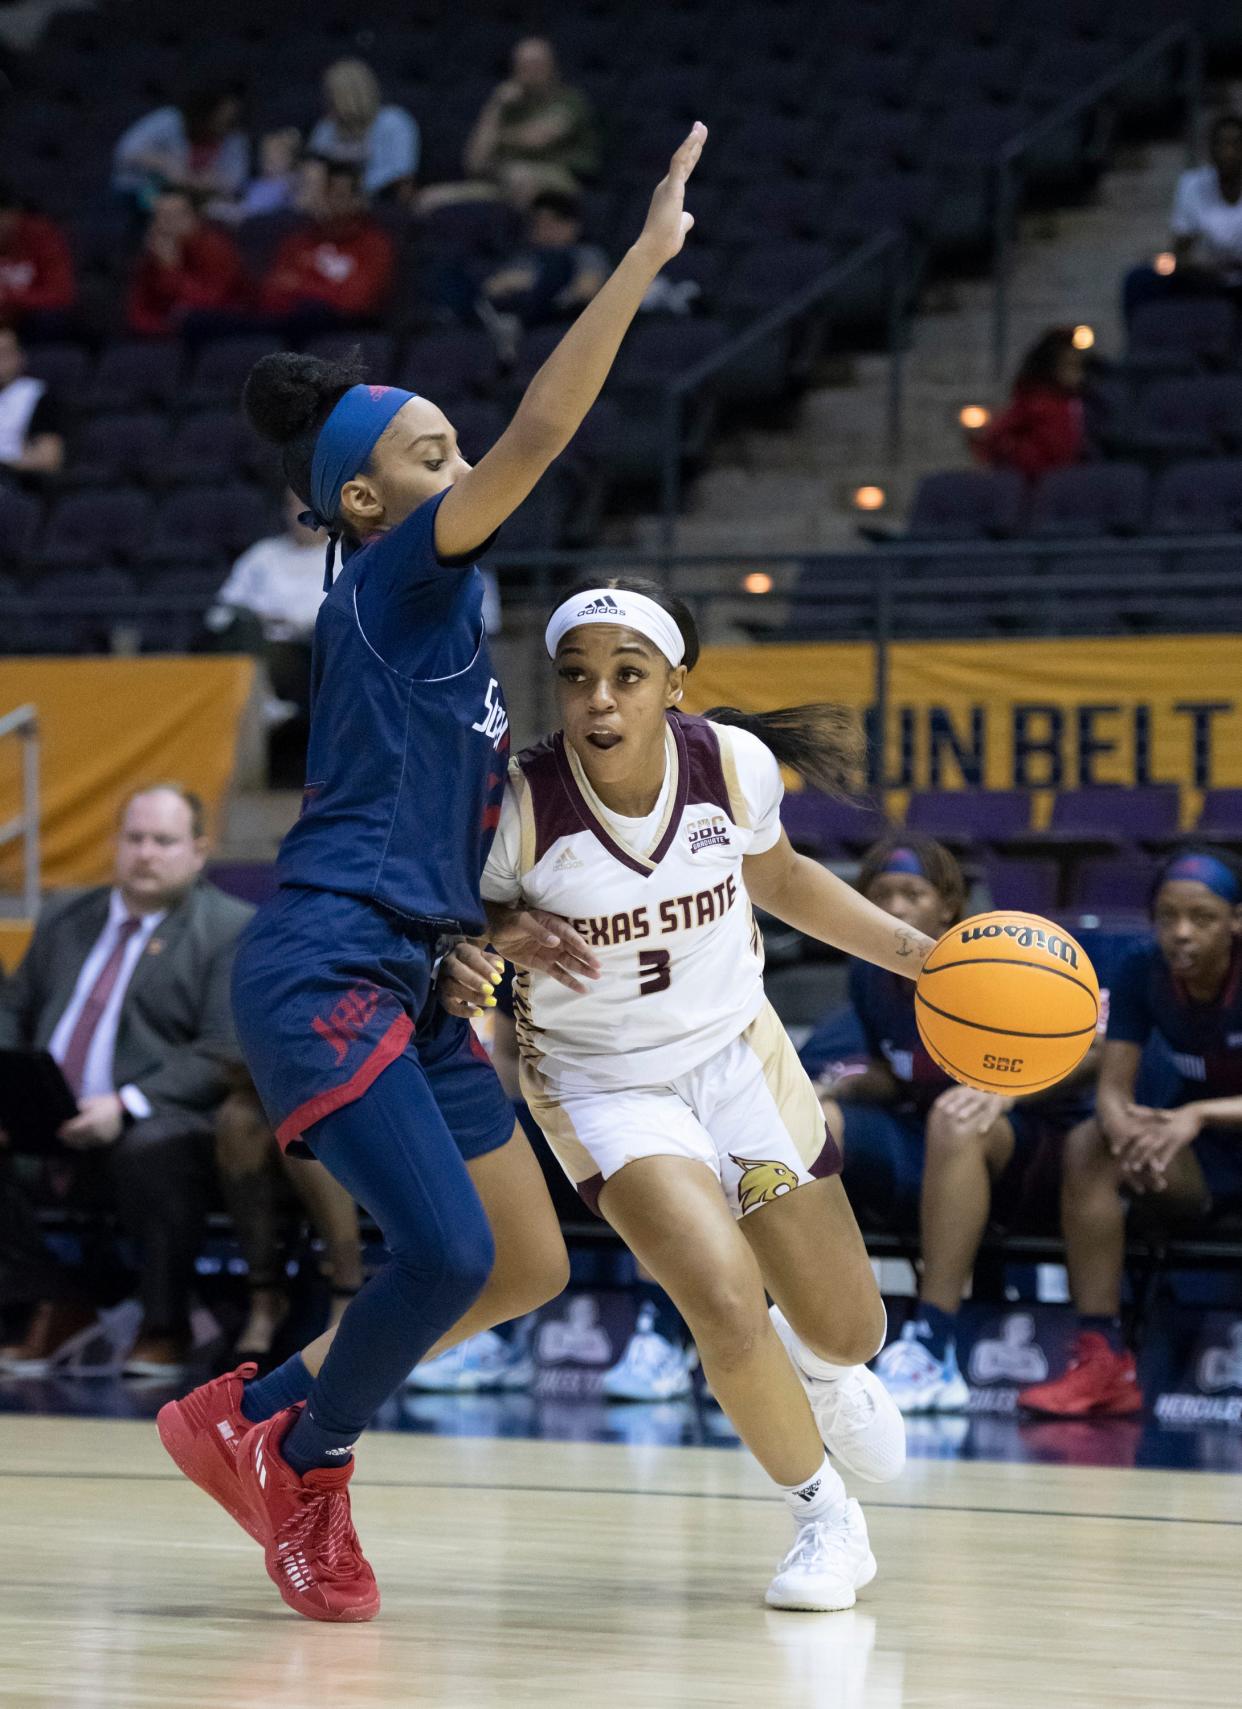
5, 1415, 1240, 1708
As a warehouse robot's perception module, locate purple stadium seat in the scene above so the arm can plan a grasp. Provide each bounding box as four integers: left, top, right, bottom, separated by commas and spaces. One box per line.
906, 470, 1027, 539
303, 331, 397, 376
829, 106, 924, 168
1027, 464, 1149, 537
1127, 299, 1236, 371
444, 398, 505, 463
187, 336, 282, 409
1123, 376, 1242, 458
69, 412, 165, 486
1150, 459, 1242, 533
139, 485, 274, 567
33, 567, 136, 651
611, 317, 730, 384
402, 330, 498, 398
779, 791, 889, 856
24, 341, 91, 398
38, 489, 152, 569
86, 341, 182, 411
982, 856, 1061, 916
905, 789, 1032, 846
0, 487, 42, 571
1046, 785, 1181, 847
1069, 856, 1161, 915
1194, 791, 1242, 843
414, 200, 520, 259
164, 411, 254, 486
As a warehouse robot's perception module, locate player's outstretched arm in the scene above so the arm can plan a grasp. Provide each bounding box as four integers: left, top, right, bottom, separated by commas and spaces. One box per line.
433, 121, 707, 560
743, 831, 936, 979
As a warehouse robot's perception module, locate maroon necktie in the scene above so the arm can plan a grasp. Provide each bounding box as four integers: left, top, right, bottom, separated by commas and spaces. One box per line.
59, 915, 143, 1096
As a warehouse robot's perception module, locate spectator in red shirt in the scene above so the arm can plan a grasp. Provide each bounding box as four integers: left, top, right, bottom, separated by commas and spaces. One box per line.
126, 189, 250, 338
257, 163, 394, 333
0, 182, 76, 341
967, 327, 1087, 481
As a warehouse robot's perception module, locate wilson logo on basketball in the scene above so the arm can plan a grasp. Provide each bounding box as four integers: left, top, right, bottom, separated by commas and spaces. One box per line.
312, 984, 381, 1066
959, 921, 1079, 968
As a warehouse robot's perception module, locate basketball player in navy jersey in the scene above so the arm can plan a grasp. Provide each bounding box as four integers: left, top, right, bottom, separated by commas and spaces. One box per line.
156, 123, 708, 1623
1021, 848, 1242, 1417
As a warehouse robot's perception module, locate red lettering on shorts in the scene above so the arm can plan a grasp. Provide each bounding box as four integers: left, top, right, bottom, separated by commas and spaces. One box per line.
311, 984, 382, 1067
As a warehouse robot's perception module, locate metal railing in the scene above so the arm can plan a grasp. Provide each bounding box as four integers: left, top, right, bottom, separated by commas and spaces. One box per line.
0, 702, 41, 918
657, 227, 913, 549
991, 21, 1203, 378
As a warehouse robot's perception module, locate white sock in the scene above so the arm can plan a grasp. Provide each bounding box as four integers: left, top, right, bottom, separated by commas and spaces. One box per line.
773, 1303, 887, 1382
777, 1454, 846, 1526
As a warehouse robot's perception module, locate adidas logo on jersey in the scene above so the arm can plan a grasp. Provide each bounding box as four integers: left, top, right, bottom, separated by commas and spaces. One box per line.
553, 846, 584, 870
576, 595, 622, 617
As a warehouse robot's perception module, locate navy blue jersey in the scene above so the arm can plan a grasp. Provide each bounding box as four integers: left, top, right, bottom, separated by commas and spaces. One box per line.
276, 490, 509, 932
1107, 940, 1242, 1098
848, 961, 951, 1111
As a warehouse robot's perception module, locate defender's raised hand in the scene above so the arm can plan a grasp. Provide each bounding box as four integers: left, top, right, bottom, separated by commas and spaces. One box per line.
635, 121, 707, 267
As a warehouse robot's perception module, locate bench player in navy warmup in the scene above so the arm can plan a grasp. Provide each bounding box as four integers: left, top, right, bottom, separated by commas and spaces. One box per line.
158, 122, 708, 1624
1021, 848, 1242, 1417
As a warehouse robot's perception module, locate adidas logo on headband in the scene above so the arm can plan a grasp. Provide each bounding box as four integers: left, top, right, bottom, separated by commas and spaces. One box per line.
576, 595, 622, 616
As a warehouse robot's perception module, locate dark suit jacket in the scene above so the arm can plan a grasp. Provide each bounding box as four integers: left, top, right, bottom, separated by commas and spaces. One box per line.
0, 879, 254, 1120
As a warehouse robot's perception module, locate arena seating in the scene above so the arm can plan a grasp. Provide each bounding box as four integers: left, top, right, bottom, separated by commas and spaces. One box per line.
0, 0, 1218, 652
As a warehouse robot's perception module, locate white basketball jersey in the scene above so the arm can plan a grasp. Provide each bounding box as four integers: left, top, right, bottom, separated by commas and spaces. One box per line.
481, 713, 784, 1090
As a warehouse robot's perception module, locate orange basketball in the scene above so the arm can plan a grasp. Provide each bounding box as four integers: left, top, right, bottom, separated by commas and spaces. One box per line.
915, 911, 1099, 1095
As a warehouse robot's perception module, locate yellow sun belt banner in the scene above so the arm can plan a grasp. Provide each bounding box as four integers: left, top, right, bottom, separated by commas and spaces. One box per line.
0, 656, 257, 893
683, 635, 1242, 826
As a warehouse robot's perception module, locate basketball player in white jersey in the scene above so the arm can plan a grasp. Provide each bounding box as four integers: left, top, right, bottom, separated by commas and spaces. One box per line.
442, 577, 938, 1612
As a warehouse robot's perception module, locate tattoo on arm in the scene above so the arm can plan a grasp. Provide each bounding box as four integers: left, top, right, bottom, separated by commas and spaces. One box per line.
894, 928, 916, 958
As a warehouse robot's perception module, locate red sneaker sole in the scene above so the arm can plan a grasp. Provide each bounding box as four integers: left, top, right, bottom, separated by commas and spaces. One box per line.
268, 1568, 382, 1623
1020, 1392, 1144, 1418
157, 1400, 263, 1544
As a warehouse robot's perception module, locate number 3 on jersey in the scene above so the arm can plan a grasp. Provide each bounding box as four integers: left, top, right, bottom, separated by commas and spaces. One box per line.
638, 948, 671, 995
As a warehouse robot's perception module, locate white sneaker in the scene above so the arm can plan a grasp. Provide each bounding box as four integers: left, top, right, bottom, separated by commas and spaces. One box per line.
404, 1329, 533, 1393
765, 1499, 877, 1612
873, 1321, 970, 1415
770, 1306, 906, 1483
601, 1306, 693, 1401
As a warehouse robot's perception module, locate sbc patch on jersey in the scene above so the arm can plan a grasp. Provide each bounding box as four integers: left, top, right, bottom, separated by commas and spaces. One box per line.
687, 812, 730, 854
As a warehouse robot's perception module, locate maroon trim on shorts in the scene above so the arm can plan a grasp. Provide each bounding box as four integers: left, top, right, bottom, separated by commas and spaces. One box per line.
576, 1172, 607, 1217
274, 1011, 414, 1150
810, 1128, 844, 1180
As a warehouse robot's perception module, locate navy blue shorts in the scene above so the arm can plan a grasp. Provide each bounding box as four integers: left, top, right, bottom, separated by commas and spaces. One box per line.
839, 1100, 1049, 1230
232, 884, 513, 1159
1192, 1129, 1242, 1213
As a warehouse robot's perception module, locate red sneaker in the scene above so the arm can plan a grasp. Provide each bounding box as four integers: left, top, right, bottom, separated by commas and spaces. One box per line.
236, 1408, 380, 1623
1019, 1333, 1143, 1418
156, 1362, 261, 1541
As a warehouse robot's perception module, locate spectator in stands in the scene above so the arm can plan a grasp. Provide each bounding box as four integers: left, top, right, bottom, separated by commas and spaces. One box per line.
112, 82, 251, 214
125, 188, 250, 338
480, 191, 608, 332
0, 182, 76, 340
464, 37, 600, 203
1020, 849, 1242, 1419
257, 162, 395, 333
0, 785, 252, 1378
1123, 113, 1242, 324
811, 836, 1091, 1415
966, 327, 1086, 480
215, 1081, 363, 1360
209, 488, 326, 725
0, 321, 65, 480
307, 59, 420, 203
214, 129, 304, 225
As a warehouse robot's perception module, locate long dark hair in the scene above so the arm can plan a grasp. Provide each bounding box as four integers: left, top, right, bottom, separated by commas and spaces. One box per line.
563, 574, 864, 800
1013, 326, 1079, 394
856, 832, 966, 923
242, 348, 368, 515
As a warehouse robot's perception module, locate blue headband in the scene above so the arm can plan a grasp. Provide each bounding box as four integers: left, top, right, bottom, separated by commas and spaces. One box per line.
1160, 853, 1242, 905
878, 846, 927, 879
304, 384, 417, 587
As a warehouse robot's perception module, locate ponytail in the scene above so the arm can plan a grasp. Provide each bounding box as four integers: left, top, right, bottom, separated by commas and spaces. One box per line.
705, 703, 864, 800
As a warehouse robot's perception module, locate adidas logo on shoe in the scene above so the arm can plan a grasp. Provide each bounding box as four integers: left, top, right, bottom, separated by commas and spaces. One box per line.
576, 595, 621, 616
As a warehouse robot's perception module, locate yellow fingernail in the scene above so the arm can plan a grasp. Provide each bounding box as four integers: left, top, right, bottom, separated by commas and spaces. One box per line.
484, 997, 497, 1008
483, 982, 495, 996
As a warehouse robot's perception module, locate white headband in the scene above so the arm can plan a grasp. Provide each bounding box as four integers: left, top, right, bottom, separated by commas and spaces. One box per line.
544, 588, 686, 666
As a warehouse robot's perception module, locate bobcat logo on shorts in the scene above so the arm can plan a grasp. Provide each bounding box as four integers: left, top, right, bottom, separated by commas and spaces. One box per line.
731, 1154, 800, 1213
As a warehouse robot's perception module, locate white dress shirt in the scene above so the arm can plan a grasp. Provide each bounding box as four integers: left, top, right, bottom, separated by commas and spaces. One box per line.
48, 889, 167, 1119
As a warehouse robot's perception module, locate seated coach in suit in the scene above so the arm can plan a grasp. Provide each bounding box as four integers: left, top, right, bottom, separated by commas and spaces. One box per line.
0, 783, 253, 1377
